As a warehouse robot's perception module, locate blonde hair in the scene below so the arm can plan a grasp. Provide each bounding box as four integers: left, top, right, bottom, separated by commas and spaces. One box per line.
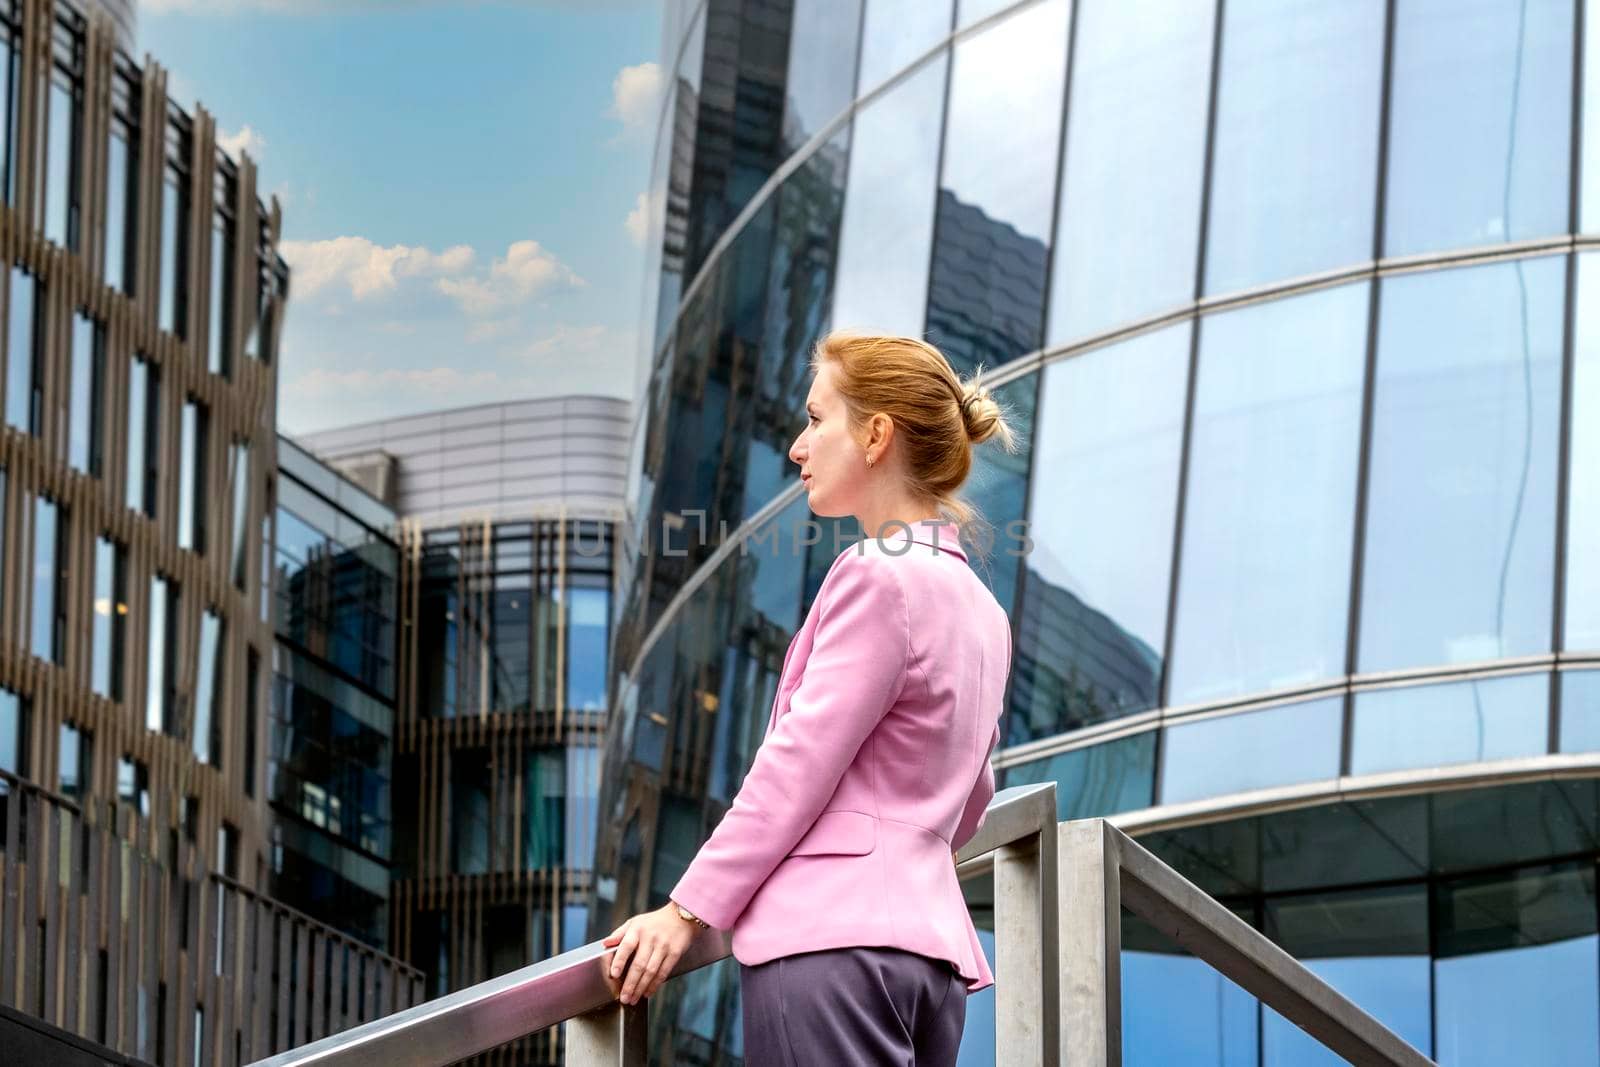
810, 331, 1019, 532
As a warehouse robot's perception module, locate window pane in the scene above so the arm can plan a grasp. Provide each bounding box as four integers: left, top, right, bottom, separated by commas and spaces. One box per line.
194, 610, 223, 765
117, 755, 149, 816
524, 749, 564, 870
31, 497, 59, 661
1011, 325, 1187, 742
1002, 732, 1156, 821
1567, 254, 1600, 650
161, 174, 187, 338
146, 576, 176, 734
1360, 257, 1562, 671
780, 0, 863, 154
451, 748, 490, 874
1123, 911, 1259, 1067
565, 744, 600, 869
209, 218, 231, 377
1384, 0, 1573, 256
830, 53, 947, 335
1559, 670, 1600, 752
92, 535, 126, 701
68, 310, 102, 476
0, 38, 14, 207
1204, 0, 1384, 292
106, 128, 132, 294
58, 722, 89, 800
5, 265, 37, 432
926, 0, 1069, 372
44, 79, 75, 248
179, 400, 207, 553
1351, 672, 1550, 775
126, 355, 157, 516
0, 687, 24, 777
857, 0, 952, 93
229, 442, 250, 589
1169, 283, 1367, 704
1433, 862, 1599, 1066
1162, 698, 1343, 805
566, 586, 609, 712
1586, 0, 1600, 232
1048, 0, 1215, 343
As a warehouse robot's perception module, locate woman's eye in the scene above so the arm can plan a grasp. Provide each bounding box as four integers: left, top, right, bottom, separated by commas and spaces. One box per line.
808, 414, 819, 425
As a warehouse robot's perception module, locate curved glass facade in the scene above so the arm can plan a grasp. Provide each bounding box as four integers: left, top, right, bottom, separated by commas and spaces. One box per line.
608, 1, 1600, 1063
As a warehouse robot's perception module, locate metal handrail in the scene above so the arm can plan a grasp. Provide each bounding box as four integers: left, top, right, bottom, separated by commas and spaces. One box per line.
246, 783, 1061, 1067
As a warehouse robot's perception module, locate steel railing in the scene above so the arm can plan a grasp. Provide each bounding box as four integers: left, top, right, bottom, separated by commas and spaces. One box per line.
247, 782, 1436, 1066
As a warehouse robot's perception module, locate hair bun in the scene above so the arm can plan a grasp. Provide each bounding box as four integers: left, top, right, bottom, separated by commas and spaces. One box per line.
958, 378, 1013, 450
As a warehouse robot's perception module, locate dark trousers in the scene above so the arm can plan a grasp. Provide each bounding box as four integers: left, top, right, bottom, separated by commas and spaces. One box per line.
739, 946, 967, 1066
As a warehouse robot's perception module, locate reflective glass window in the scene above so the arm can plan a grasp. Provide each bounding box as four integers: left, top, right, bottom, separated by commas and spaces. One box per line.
44, 76, 77, 249
244, 648, 259, 797
1568, 254, 1600, 650
229, 441, 250, 589
1002, 733, 1156, 821
1361, 257, 1563, 670
194, 610, 224, 765
0, 35, 15, 207
960, 374, 1034, 615
67, 309, 103, 476
1559, 670, 1600, 752
209, 215, 232, 377
1048, 0, 1216, 343
1351, 672, 1550, 776
1169, 283, 1367, 704
1011, 325, 1187, 742
117, 754, 149, 817
0, 687, 25, 778
125, 354, 157, 516
830, 53, 947, 335
31, 496, 62, 663
1161, 697, 1343, 806
1262, 884, 1432, 1063
566, 744, 600, 869
179, 399, 207, 553
106, 124, 134, 295
956, 0, 1019, 28
146, 575, 178, 735
652, 3, 705, 352
524, 748, 565, 870
161, 171, 188, 338
562, 904, 589, 954
452, 748, 490, 874
1433, 862, 1599, 1065
1586, 0, 1600, 232
780, 0, 863, 154
567, 585, 609, 711
5, 265, 38, 432
91, 535, 126, 702
1205, 0, 1384, 293
1385, 0, 1573, 256
926, 0, 1069, 373
58, 722, 90, 800
1122, 911, 1259, 1066
243, 264, 276, 364
856, 0, 952, 94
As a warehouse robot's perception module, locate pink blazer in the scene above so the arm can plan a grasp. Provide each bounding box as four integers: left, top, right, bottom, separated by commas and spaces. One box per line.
670, 519, 1012, 993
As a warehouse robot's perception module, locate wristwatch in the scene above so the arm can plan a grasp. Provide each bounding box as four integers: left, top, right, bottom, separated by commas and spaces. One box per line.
675, 903, 709, 929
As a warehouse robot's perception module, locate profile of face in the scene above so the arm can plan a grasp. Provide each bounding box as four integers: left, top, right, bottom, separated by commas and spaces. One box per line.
789, 361, 871, 518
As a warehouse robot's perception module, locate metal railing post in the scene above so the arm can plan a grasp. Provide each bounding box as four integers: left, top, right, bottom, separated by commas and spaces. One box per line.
564, 1002, 647, 1066
994, 824, 1059, 1067
1057, 820, 1123, 1066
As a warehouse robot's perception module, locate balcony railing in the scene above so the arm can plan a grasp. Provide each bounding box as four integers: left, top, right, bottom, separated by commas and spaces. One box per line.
0, 769, 423, 1066
247, 783, 1436, 1066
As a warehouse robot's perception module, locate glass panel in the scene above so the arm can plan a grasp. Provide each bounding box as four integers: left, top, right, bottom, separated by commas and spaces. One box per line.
1048, 0, 1216, 343
0, 37, 13, 207
194, 610, 223, 765
1351, 672, 1550, 775
1361, 257, 1563, 670
161, 174, 187, 338
1559, 670, 1600, 752
0, 687, 24, 777
561, 904, 588, 954
1002, 732, 1156, 821
179, 399, 207, 553
1010, 324, 1187, 743
44, 79, 75, 248
117, 755, 149, 816
926, 0, 1069, 373
126, 355, 157, 516
67, 310, 102, 476
58, 722, 89, 800
1261, 884, 1432, 1064
209, 218, 231, 376
1568, 254, 1600, 650
451, 748, 490, 874
957, 0, 1018, 28
565, 744, 600, 869
1161, 697, 1343, 805
31, 496, 58, 661
780, 0, 863, 154
146, 575, 176, 734
1385, 0, 1573, 256
1122, 910, 1259, 1066
229, 442, 250, 589
523, 749, 564, 870
960, 374, 1034, 615
1204, 0, 1384, 293
1433, 862, 1599, 1066
91, 535, 126, 701
106, 127, 132, 294
1586, 0, 1600, 232
5, 265, 37, 432
857, 0, 952, 94
830, 52, 947, 335
1168, 283, 1367, 704
567, 586, 609, 711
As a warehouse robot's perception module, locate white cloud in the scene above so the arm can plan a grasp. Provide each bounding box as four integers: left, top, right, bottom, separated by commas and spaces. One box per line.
607, 61, 662, 138
435, 240, 583, 317
624, 191, 650, 245
280, 236, 476, 301
217, 124, 267, 160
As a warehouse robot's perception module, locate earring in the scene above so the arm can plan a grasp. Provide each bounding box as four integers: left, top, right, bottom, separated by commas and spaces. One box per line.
866, 455, 875, 468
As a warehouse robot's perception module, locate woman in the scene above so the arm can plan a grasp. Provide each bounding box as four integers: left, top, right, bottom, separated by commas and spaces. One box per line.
603, 332, 1017, 1065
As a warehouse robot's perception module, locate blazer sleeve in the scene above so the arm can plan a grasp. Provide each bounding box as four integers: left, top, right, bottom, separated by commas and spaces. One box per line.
669, 549, 911, 930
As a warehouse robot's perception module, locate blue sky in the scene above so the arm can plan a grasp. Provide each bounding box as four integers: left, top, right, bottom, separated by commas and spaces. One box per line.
140, 0, 663, 434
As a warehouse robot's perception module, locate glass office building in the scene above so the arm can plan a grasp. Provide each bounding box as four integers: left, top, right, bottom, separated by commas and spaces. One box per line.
604, 0, 1600, 1063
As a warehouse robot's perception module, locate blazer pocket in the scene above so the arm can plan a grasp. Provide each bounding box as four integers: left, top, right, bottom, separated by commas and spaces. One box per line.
789, 810, 877, 857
